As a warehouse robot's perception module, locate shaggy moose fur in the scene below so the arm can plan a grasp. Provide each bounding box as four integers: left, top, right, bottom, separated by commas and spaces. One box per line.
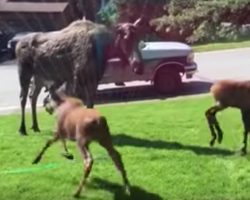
33, 96, 130, 197
17, 19, 144, 135
205, 79, 250, 154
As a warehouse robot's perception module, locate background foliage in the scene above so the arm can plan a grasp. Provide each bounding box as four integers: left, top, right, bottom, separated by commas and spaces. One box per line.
99, 0, 250, 43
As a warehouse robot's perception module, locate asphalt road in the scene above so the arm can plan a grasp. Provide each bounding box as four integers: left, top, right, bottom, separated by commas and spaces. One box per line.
194, 48, 250, 81
0, 47, 250, 113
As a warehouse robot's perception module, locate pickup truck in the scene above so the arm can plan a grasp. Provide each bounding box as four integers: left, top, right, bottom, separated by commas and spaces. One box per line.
101, 41, 198, 94
8, 31, 197, 94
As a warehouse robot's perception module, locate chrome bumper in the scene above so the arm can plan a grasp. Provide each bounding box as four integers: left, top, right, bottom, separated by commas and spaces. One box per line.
184, 62, 198, 79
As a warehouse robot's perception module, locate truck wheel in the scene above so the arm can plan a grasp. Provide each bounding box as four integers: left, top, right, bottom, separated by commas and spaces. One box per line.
154, 68, 182, 94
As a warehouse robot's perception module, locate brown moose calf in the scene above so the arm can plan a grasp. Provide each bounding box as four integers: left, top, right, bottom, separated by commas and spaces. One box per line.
32, 97, 130, 197
205, 79, 250, 155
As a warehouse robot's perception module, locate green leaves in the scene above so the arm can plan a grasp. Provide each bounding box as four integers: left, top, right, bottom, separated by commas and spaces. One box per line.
151, 0, 250, 44
97, 0, 250, 43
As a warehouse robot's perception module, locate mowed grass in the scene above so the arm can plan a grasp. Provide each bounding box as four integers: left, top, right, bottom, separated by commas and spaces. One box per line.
193, 38, 250, 52
1, 95, 250, 200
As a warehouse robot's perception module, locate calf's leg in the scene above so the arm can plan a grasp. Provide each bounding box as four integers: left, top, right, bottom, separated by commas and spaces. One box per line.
241, 130, 248, 155
61, 139, 74, 160
205, 104, 225, 146
74, 142, 93, 198
99, 139, 130, 195
32, 135, 59, 164
240, 109, 250, 155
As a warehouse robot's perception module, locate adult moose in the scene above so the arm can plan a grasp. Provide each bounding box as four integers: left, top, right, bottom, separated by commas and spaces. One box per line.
17, 18, 145, 135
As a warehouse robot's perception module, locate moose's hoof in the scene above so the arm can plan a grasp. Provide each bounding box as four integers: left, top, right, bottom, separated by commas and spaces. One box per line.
32, 157, 40, 164
62, 153, 74, 160
19, 131, 28, 136
19, 127, 28, 136
240, 148, 247, 156
124, 184, 131, 196
31, 126, 40, 132
218, 136, 223, 144
73, 192, 81, 198
33, 128, 40, 132
209, 140, 215, 147
115, 82, 125, 86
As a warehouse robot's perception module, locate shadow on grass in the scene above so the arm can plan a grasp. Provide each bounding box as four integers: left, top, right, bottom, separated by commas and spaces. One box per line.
113, 134, 234, 156
29, 129, 53, 138
91, 177, 163, 200
96, 81, 212, 105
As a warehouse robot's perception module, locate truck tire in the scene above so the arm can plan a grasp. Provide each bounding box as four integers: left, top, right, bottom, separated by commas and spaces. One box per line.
153, 67, 182, 94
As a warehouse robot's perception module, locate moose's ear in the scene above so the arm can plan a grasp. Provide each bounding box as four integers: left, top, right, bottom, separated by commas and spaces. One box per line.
115, 24, 124, 34
133, 17, 148, 28
124, 27, 136, 40
133, 18, 143, 27
123, 32, 130, 40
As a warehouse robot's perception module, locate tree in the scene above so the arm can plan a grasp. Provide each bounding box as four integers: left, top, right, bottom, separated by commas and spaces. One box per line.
84, 0, 250, 43
150, 0, 250, 43
114, 0, 168, 22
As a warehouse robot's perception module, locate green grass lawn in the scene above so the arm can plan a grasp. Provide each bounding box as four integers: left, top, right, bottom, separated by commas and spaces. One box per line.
193, 38, 250, 52
1, 95, 250, 200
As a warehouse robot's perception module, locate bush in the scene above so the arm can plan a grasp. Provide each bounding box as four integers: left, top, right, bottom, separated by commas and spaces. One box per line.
97, 1, 117, 25
150, 0, 250, 44
101, 0, 250, 43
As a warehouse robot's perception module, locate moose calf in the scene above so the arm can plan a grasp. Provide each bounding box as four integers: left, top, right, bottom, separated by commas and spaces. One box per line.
33, 96, 130, 197
205, 79, 250, 155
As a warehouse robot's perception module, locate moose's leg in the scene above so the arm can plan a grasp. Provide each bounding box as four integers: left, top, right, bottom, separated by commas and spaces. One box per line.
205, 104, 226, 146
73, 69, 78, 96
83, 73, 98, 109
18, 66, 32, 135
61, 139, 74, 160
32, 135, 59, 164
83, 85, 94, 108
241, 130, 248, 155
74, 142, 93, 198
240, 109, 250, 155
99, 139, 130, 195
75, 81, 89, 108
29, 78, 42, 132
